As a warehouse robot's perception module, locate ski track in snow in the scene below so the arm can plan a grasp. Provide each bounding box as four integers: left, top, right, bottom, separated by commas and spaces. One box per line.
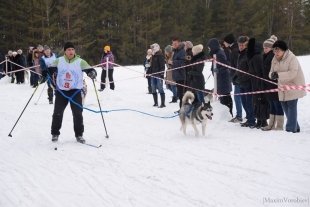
1, 57, 310, 207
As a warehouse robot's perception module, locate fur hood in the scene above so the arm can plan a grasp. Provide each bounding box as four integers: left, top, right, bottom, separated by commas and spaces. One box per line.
247, 38, 262, 59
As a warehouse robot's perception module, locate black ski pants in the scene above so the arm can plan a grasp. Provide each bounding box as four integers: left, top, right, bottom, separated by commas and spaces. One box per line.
51, 89, 84, 137
100, 69, 115, 90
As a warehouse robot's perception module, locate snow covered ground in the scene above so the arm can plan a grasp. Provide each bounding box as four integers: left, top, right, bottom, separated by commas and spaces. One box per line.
0, 56, 309, 207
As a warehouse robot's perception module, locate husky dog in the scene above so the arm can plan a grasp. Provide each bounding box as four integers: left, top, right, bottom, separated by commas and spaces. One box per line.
81, 79, 87, 105
179, 91, 213, 136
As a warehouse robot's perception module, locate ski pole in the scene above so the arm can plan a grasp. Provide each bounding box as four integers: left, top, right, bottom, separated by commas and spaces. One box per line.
34, 81, 47, 105
92, 79, 109, 138
8, 84, 40, 137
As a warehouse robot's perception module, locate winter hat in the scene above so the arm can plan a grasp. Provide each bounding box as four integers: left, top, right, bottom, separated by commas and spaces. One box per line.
237, 36, 249, 44
164, 45, 172, 53
184, 41, 193, 50
64, 42, 75, 51
150, 43, 160, 55
104, 45, 110, 53
43, 45, 50, 51
272, 40, 288, 51
223, 33, 235, 45
207, 38, 220, 53
263, 35, 277, 48
192, 44, 203, 56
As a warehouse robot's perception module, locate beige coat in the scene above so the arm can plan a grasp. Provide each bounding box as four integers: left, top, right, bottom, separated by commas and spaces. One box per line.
165, 52, 175, 85
270, 50, 306, 101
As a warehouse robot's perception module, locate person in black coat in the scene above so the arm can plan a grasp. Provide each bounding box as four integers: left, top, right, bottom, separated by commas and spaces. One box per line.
150, 43, 166, 108
143, 49, 152, 94
223, 34, 243, 122
261, 35, 284, 131
234, 36, 256, 128
188, 44, 205, 106
207, 38, 233, 117
247, 38, 269, 128
172, 37, 186, 109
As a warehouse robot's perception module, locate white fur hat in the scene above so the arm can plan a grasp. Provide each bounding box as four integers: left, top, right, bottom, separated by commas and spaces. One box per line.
150, 43, 160, 55
192, 44, 203, 56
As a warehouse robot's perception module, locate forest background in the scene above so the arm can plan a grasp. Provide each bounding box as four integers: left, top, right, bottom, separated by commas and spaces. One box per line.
1, 0, 309, 65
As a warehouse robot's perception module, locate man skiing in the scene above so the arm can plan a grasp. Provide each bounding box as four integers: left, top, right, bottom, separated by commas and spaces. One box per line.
49, 42, 97, 143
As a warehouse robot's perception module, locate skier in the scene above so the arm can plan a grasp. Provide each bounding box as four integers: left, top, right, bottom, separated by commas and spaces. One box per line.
39, 45, 57, 104
48, 42, 97, 143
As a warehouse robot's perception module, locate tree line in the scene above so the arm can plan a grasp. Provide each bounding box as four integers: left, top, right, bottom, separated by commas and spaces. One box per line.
0, 0, 309, 65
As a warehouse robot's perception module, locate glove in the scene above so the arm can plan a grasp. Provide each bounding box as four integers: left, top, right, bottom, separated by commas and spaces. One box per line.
271, 72, 279, 80
87, 70, 97, 80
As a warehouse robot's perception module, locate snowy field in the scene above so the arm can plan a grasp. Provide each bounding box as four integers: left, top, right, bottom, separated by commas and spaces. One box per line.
0, 56, 309, 207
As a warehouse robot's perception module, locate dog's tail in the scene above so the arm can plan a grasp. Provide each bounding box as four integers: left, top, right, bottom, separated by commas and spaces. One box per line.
182, 91, 195, 106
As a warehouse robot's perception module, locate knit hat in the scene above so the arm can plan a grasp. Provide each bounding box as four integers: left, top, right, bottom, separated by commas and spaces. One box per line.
104, 45, 110, 52
223, 33, 235, 45
43, 45, 50, 51
263, 35, 277, 48
237, 36, 249, 43
192, 44, 203, 56
64, 42, 75, 51
184, 41, 193, 50
272, 40, 288, 51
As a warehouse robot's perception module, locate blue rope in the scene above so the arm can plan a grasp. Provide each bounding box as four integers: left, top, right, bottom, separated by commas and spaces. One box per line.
46, 76, 178, 119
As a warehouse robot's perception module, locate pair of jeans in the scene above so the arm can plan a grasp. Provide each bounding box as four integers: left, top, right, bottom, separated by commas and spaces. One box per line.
240, 86, 255, 125
151, 77, 164, 94
167, 84, 177, 97
233, 85, 242, 119
281, 99, 300, 132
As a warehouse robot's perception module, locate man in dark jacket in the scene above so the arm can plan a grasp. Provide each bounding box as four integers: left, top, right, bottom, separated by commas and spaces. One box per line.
223, 34, 243, 122
172, 37, 186, 109
207, 38, 233, 117
234, 36, 256, 128
247, 38, 269, 128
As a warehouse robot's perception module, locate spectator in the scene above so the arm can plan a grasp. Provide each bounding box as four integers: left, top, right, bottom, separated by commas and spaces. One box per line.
261, 35, 284, 131
99, 45, 115, 91
143, 49, 152, 94
164, 45, 177, 103
270, 40, 306, 133
150, 43, 166, 108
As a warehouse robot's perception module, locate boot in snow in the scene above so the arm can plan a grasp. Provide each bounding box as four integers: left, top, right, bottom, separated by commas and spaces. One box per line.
152, 93, 158, 107
159, 93, 166, 108
261, 114, 276, 131
76, 136, 85, 144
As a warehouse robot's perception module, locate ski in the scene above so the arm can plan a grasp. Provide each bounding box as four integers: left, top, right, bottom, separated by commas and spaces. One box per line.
80, 142, 102, 148
53, 142, 102, 150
